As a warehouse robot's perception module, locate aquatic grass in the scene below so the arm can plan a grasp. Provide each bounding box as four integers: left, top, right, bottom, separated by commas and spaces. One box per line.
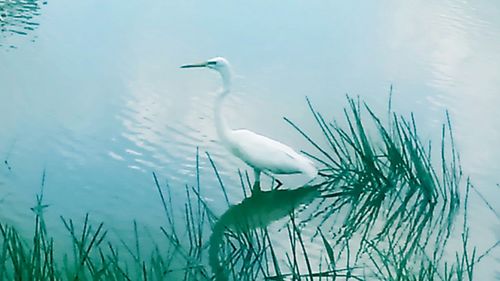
360, 180, 483, 281
0, 96, 497, 280
204, 162, 364, 281
287, 95, 462, 259
0, 170, 216, 281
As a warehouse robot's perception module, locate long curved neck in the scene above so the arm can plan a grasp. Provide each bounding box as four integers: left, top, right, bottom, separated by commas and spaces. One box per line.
214, 68, 233, 144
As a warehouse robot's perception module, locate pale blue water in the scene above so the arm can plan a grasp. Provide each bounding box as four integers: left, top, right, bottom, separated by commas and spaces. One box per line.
1, 0, 499, 278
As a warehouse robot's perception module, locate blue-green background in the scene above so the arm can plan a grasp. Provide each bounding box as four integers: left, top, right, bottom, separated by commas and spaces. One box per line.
1, 0, 499, 278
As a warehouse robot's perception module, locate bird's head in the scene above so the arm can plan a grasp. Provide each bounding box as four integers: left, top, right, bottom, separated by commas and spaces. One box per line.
181, 57, 232, 91
181, 57, 230, 73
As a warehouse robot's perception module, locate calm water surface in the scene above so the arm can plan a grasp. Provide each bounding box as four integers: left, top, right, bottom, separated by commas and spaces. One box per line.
1, 0, 499, 278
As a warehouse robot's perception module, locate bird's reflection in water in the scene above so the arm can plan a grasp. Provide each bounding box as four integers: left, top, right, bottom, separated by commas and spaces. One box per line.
0, 0, 46, 48
209, 185, 322, 281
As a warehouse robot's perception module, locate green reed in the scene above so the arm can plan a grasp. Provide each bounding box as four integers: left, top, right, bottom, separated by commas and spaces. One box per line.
286, 95, 461, 256
0, 95, 498, 280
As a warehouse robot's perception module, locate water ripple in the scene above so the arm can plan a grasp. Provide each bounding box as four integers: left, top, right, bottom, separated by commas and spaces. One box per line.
0, 0, 46, 48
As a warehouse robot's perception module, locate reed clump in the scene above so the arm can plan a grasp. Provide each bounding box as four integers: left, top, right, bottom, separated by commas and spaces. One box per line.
0, 95, 497, 280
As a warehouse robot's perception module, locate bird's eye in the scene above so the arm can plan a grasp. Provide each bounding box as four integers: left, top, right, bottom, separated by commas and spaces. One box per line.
207, 61, 217, 66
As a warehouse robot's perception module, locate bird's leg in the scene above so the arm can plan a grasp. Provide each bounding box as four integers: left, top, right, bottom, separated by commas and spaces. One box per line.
252, 169, 261, 193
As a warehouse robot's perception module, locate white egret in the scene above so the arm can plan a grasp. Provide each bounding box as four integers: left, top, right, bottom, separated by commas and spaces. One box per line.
181, 57, 317, 191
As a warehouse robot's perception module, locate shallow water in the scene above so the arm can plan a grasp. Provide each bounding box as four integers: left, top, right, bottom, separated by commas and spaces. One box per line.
1, 0, 499, 278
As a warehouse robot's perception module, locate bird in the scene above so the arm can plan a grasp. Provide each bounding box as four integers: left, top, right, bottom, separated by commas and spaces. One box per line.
181, 57, 317, 192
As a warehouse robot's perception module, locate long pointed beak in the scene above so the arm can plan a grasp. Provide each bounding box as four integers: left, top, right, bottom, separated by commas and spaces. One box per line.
180, 62, 208, 68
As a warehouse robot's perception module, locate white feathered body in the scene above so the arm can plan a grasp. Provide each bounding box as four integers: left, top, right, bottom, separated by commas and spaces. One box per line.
224, 129, 317, 179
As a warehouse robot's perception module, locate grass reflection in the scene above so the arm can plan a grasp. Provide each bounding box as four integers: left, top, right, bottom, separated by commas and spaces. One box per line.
289, 96, 461, 257
0, 96, 497, 280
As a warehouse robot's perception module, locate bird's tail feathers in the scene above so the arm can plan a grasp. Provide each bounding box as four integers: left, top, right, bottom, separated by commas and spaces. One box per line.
302, 161, 318, 180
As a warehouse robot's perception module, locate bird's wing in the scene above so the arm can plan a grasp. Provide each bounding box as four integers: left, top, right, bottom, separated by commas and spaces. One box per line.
227, 129, 312, 174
